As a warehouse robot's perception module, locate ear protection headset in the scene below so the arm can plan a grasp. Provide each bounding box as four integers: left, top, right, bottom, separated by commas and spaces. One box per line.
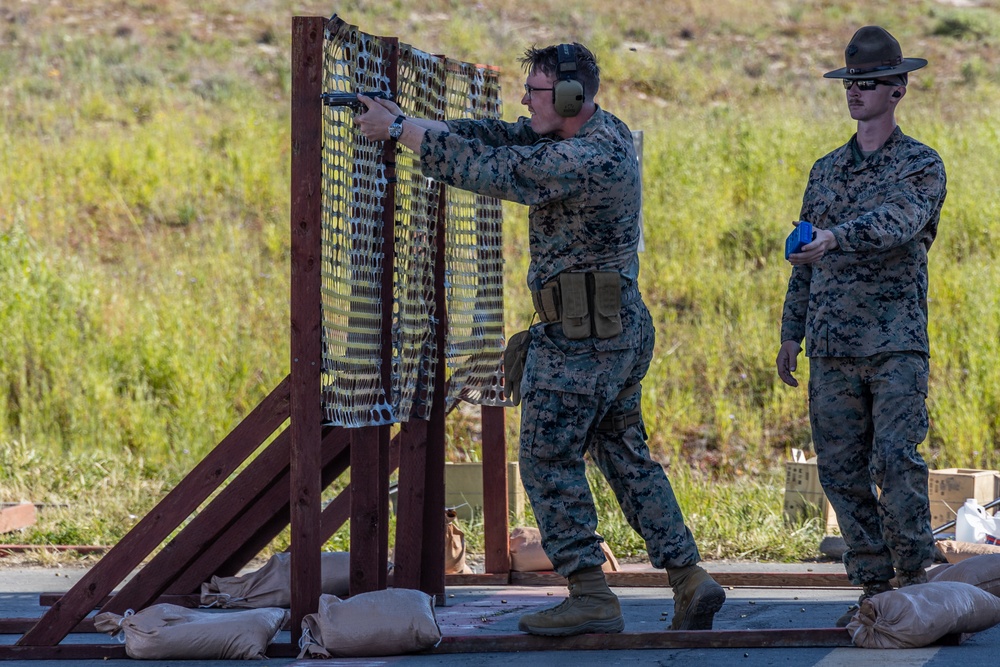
553, 43, 585, 117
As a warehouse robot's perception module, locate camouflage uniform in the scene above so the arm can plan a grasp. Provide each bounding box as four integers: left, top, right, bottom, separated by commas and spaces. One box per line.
780, 127, 947, 584
420, 109, 701, 576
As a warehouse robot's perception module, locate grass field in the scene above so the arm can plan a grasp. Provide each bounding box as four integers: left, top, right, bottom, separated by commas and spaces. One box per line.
2, 0, 1000, 562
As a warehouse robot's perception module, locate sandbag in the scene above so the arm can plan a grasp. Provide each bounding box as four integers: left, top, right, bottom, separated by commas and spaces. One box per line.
509, 526, 552, 572
509, 526, 619, 572
298, 590, 441, 658
94, 604, 288, 660
926, 553, 1000, 597
445, 509, 473, 575
846, 581, 1000, 649
936, 539, 1000, 564
200, 551, 350, 608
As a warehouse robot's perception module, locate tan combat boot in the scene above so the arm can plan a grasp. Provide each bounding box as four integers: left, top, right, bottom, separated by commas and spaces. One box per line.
517, 565, 625, 636
836, 580, 892, 627
667, 564, 726, 630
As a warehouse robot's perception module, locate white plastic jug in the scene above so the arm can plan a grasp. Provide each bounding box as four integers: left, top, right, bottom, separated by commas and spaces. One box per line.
956, 498, 991, 543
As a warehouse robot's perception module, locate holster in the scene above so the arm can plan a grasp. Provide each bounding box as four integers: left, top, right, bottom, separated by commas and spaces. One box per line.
503, 330, 532, 406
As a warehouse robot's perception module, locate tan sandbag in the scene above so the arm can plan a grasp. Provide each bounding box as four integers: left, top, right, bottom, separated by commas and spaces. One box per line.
601, 541, 621, 572
508, 526, 619, 572
926, 553, 1000, 597
846, 581, 1000, 649
200, 551, 350, 608
297, 590, 441, 658
509, 527, 553, 572
936, 539, 1000, 564
94, 604, 288, 660
445, 509, 473, 575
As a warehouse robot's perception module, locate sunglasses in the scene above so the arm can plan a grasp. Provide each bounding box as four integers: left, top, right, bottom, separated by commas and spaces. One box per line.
523, 83, 555, 99
842, 79, 896, 91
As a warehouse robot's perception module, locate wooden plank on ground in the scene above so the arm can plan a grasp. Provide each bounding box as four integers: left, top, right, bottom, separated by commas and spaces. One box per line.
0, 645, 128, 660
510, 570, 853, 588
428, 628, 854, 652
39, 593, 199, 609
0, 503, 36, 534
0, 617, 96, 634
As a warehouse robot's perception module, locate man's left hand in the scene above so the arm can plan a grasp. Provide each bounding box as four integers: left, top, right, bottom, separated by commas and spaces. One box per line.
789, 228, 838, 265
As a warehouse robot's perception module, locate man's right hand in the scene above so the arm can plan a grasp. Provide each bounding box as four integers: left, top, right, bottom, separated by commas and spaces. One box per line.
776, 340, 802, 387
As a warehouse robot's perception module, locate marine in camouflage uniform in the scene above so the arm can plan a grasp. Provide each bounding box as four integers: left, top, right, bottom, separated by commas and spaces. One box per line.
357, 42, 724, 635
777, 27, 947, 618
419, 89, 702, 583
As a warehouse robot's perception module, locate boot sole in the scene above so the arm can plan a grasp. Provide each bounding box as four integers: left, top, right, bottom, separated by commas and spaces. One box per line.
673, 582, 726, 631
518, 615, 625, 637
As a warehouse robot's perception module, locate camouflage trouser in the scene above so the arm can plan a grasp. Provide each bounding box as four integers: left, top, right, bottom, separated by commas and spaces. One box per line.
518, 298, 700, 577
808, 352, 935, 584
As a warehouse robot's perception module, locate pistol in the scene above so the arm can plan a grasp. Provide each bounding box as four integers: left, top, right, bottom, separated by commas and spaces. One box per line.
321, 91, 394, 109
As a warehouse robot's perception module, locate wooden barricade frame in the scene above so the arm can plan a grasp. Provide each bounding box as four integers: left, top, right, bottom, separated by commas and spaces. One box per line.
0, 15, 511, 660
0, 16, 878, 661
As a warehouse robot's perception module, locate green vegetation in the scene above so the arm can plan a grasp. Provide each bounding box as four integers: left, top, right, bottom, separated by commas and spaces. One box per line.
2, 0, 999, 563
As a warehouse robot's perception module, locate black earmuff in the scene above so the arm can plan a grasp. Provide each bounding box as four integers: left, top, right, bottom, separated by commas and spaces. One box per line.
553, 43, 584, 117
891, 90, 902, 98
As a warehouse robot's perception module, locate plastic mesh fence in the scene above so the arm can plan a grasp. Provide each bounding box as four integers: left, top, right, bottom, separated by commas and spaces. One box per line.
320, 18, 506, 427
442, 61, 506, 408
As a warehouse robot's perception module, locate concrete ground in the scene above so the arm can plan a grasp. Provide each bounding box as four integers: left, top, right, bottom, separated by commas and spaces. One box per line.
2, 561, 1000, 666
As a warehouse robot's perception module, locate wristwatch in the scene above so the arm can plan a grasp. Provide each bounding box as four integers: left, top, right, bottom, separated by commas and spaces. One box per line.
388, 115, 406, 140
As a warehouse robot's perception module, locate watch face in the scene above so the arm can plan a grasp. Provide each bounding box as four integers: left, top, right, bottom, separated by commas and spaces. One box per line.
388, 116, 404, 139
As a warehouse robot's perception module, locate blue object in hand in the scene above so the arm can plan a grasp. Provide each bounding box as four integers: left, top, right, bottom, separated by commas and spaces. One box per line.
785, 222, 814, 260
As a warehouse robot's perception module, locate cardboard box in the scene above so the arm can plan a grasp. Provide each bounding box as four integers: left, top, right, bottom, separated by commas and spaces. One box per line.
445, 461, 526, 521
783, 458, 839, 535
928, 468, 1000, 529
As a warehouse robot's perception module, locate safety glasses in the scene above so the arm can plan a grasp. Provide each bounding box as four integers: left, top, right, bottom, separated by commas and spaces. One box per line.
523, 83, 555, 99
842, 79, 895, 91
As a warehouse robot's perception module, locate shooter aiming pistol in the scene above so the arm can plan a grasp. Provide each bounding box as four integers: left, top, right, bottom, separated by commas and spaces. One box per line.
321, 90, 394, 109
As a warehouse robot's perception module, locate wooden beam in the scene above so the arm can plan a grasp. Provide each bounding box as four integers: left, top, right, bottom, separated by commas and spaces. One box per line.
481, 405, 510, 575
288, 14, 326, 643
39, 593, 199, 609
508, 570, 853, 588
430, 628, 854, 652
0, 645, 128, 660
100, 427, 295, 613
165, 427, 348, 594
393, 418, 431, 591
0, 617, 95, 634
15, 376, 291, 647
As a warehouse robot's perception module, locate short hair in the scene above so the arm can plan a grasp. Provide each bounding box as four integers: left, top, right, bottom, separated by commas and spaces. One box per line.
519, 42, 600, 100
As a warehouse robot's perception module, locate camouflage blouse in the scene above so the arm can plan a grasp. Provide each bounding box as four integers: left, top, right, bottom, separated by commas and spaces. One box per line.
781, 127, 947, 357
418, 108, 641, 289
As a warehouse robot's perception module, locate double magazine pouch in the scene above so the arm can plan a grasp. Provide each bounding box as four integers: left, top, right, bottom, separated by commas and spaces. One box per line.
559, 271, 623, 340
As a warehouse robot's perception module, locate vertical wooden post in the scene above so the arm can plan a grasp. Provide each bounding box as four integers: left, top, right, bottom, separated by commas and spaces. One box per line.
289, 15, 325, 641
349, 36, 398, 596
421, 180, 449, 600
481, 405, 510, 575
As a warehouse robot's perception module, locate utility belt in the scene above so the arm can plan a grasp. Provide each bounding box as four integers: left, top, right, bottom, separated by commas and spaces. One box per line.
530, 271, 639, 339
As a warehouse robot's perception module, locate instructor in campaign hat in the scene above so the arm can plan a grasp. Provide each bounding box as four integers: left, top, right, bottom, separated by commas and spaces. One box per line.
775, 26, 947, 627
